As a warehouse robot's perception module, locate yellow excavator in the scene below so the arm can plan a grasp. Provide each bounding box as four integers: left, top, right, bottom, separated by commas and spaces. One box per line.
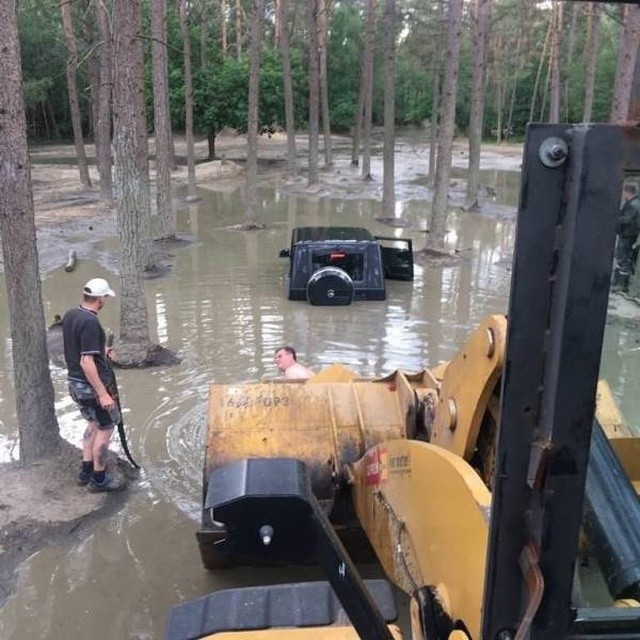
166, 126, 640, 640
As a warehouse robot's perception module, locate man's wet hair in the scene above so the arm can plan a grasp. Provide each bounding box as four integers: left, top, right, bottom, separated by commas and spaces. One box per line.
276, 346, 297, 361
624, 184, 637, 196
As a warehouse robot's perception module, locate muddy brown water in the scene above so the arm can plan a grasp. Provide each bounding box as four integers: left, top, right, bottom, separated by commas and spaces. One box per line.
0, 164, 638, 638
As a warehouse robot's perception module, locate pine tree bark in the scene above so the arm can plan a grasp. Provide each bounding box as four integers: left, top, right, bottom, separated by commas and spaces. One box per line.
361, 0, 375, 181
94, 0, 113, 200
274, 0, 281, 47
465, 0, 492, 210
318, 0, 332, 168
529, 16, 551, 124
427, 0, 463, 252
82, 2, 100, 158
428, 59, 441, 187
179, 0, 197, 195
221, 0, 228, 52
351, 70, 365, 166
112, 0, 153, 364
0, 0, 61, 461
562, 2, 579, 121
506, 36, 523, 136
307, 0, 320, 186
279, 0, 296, 176
60, 0, 92, 188
610, 4, 640, 123
583, 3, 601, 123
382, 0, 395, 217
235, 0, 242, 59
200, 0, 207, 68
548, 1, 562, 123
152, 0, 175, 238
245, 0, 264, 224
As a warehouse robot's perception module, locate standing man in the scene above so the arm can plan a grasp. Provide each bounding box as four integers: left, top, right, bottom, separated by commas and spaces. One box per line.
274, 346, 314, 379
613, 185, 640, 293
63, 278, 126, 492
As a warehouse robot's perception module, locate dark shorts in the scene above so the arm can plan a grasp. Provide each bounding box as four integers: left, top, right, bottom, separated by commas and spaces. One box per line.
68, 380, 118, 430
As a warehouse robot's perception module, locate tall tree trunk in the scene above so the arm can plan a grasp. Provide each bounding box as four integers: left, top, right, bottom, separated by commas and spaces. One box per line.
465, 0, 492, 210
279, 0, 296, 176
82, 2, 100, 159
41, 101, 51, 139
351, 69, 365, 166
200, 0, 207, 68
427, 0, 463, 252
112, 0, 153, 364
274, 0, 282, 48
94, 0, 113, 200
307, 0, 320, 186
506, 36, 523, 135
382, 0, 395, 217
0, 0, 61, 462
179, 0, 196, 195
428, 59, 441, 187
235, 0, 242, 59
60, 0, 92, 188
361, 0, 375, 180
529, 16, 551, 123
207, 125, 217, 160
245, 0, 264, 224
562, 2, 579, 121
610, 4, 640, 123
47, 100, 62, 139
539, 46, 552, 121
318, 0, 332, 168
548, 1, 562, 123
582, 3, 601, 123
152, 0, 175, 238
495, 81, 504, 143
221, 0, 228, 53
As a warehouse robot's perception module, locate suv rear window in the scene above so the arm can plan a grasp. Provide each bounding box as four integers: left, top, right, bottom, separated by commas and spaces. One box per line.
311, 250, 365, 282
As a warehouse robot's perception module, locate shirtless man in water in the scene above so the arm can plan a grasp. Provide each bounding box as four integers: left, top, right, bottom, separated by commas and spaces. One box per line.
274, 346, 313, 380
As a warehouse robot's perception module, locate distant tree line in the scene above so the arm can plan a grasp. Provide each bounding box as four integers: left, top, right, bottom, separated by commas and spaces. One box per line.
18, 0, 625, 145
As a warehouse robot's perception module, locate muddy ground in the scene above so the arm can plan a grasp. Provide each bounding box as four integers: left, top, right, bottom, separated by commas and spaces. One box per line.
0, 129, 525, 605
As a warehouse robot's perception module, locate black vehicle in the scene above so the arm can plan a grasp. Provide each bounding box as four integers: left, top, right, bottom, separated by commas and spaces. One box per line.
279, 226, 414, 306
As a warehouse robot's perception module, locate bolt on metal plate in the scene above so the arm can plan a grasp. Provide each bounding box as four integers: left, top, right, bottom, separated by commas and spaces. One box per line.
539, 136, 568, 168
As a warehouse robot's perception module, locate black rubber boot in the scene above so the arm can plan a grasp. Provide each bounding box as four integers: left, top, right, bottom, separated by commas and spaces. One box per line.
620, 274, 630, 293
611, 269, 622, 292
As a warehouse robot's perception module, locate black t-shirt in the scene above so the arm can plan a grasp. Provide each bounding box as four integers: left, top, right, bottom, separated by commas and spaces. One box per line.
62, 306, 113, 386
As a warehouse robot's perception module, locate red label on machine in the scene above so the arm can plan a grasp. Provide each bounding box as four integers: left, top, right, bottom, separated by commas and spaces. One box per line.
365, 446, 388, 486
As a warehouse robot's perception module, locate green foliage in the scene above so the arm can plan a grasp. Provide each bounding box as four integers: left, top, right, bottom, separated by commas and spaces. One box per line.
192, 45, 307, 136
18, 0, 70, 138
13, 0, 634, 144
23, 78, 54, 108
327, 4, 363, 130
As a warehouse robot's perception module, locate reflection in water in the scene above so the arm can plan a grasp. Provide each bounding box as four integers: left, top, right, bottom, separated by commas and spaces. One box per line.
0, 176, 637, 638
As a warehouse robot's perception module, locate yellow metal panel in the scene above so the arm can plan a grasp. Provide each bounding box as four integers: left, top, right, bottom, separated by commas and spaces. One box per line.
430, 315, 507, 459
609, 437, 640, 495
307, 363, 359, 383
205, 624, 404, 639
595, 379, 633, 438
205, 377, 415, 500
352, 440, 491, 640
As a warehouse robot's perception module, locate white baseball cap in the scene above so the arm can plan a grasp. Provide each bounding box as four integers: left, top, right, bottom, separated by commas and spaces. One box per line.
83, 278, 116, 297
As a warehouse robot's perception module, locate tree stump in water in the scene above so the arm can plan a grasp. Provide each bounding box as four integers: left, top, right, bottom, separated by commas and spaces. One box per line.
64, 249, 77, 272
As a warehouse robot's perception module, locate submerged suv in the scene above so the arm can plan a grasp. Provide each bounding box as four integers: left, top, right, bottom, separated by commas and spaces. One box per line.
279, 226, 414, 305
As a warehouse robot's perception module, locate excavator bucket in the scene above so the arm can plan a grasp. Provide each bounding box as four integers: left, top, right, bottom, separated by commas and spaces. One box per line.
198, 367, 419, 568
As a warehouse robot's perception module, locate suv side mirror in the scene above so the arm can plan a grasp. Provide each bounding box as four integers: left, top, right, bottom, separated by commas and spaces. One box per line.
279, 248, 290, 258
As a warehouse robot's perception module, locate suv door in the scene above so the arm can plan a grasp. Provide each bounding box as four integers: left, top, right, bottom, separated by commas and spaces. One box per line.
375, 236, 414, 281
